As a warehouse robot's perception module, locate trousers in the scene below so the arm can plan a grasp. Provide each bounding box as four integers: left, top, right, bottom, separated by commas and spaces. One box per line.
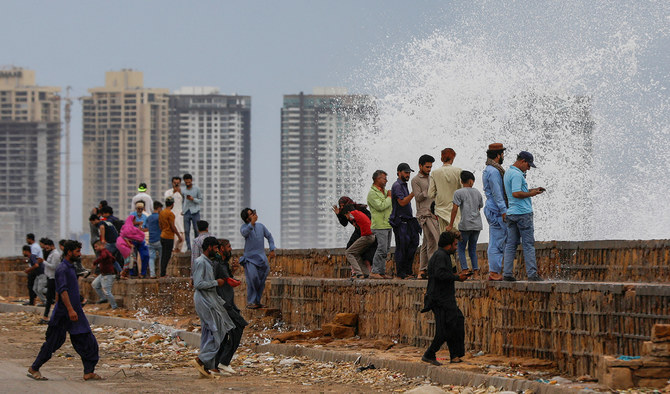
484, 207, 507, 274
418, 216, 440, 272
346, 234, 375, 276
244, 263, 269, 305
424, 307, 465, 360
183, 211, 200, 250
216, 321, 245, 366
392, 221, 420, 278
43, 278, 55, 318
160, 237, 174, 277
503, 213, 538, 278
457, 230, 480, 271
371, 229, 392, 275
31, 323, 99, 374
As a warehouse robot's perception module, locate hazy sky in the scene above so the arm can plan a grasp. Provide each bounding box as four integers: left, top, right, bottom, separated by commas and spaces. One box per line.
0, 0, 451, 240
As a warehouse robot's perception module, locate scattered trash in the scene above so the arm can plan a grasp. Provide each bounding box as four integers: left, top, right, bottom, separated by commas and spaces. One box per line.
616, 355, 640, 361
356, 364, 376, 372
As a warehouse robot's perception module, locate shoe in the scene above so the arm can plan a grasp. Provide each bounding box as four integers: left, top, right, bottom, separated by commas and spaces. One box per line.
23, 301, 34, 306
488, 274, 502, 281
96, 299, 108, 304
368, 273, 385, 279
36, 303, 46, 307
418, 271, 428, 280
219, 364, 236, 374
503, 276, 516, 282
191, 358, 213, 378
38, 319, 49, 325
421, 355, 442, 366
528, 276, 544, 281
246, 304, 260, 309
450, 357, 463, 363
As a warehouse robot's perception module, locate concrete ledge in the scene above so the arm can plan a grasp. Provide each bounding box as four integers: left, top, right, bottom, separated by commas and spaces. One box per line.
253, 343, 586, 394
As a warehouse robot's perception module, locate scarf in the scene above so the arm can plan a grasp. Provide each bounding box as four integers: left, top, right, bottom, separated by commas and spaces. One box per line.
486, 158, 508, 208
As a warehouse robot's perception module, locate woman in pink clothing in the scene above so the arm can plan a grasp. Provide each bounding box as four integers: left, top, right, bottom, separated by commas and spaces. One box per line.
116, 216, 150, 278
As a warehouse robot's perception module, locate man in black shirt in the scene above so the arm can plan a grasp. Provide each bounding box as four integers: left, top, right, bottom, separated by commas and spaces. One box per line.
421, 231, 470, 365
213, 239, 247, 374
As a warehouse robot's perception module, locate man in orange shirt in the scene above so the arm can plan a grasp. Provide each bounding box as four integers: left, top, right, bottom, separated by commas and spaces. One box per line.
159, 197, 183, 277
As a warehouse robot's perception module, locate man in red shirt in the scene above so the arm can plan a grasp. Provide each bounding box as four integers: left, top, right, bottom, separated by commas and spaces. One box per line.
343, 206, 376, 279
91, 241, 118, 309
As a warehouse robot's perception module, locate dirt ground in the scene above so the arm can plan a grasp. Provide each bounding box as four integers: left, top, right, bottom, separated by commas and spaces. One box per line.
0, 311, 476, 393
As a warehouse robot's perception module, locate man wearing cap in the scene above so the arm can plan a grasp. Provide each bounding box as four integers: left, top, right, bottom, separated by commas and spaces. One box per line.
390, 163, 421, 279
131, 183, 153, 215
429, 148, 462, 233
411, 154, 439, 279
482, 143, 508, 281
502, 151, 545, 281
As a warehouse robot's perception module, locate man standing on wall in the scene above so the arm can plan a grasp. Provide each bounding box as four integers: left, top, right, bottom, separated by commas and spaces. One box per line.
482, 143, 508, 281
503, 151, 545, 282
182, 173, 203, 251
411, 154, 440, 279
428, 148, 462, 233
390, 163, 420, 279
366, 170, 393, 279
131, 182, 153, 216
159, 197, 184, 277
164, 176, 186, 253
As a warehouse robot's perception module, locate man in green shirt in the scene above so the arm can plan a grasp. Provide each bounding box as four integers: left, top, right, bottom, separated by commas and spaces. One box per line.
366, 170, 392, 279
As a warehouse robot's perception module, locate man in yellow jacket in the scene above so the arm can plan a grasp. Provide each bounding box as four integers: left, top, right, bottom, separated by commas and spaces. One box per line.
428, 148, 462, 233
366, 170, 392, 279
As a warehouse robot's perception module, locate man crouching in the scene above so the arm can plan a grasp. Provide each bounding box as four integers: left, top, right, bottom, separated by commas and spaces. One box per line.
191, 236, 236, 378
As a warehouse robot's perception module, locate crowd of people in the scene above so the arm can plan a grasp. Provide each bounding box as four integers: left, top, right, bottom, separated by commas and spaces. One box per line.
335, 144, 545, 283
334, 143, 545, 365
22, 173, 278, 380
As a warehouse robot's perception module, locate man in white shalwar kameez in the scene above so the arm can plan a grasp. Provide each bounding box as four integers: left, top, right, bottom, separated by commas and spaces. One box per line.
191, 236, 235, 378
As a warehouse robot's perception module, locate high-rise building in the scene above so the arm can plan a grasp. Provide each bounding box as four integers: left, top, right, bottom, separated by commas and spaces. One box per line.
82, 70, 169, 223
280, 88, 377, 249
168, 87, 251, 248
0, 67, 61, 256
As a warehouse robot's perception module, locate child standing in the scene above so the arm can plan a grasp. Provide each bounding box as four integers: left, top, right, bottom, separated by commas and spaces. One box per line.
447, 170, 484, 272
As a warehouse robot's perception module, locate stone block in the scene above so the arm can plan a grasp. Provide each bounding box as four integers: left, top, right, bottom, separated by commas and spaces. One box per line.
602, 355, 642, 368
321, 323, 335, 336
331, 324, 356, 339
652, 324, 670, 342
601, 367, 633, 389
636, 378, 669, 389
373, 339, 395, 350
634, 367, 670, 379
273, 331, 308, 343
643, 341, 670, 357
332, 313, 358, 327
642, 356, 670, 367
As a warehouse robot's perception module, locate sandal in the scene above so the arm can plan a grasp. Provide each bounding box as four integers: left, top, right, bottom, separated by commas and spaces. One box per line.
83, 373, 103, 380
27, 368, 48, 380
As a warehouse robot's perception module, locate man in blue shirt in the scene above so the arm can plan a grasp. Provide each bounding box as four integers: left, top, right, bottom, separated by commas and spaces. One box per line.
182, 173, 203, 251
28, 240, 101, 381
482, 143, 507, 281
502, 151, 545, 281
390, 163, 421, 279
144, 201, 163, 279
239, 208, 276, 309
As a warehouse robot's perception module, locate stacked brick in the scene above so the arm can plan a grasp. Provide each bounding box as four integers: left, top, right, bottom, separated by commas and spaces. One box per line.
597, 324, 670, 389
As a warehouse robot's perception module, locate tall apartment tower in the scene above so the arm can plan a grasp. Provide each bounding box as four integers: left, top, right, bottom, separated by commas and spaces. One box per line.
280, 88, 376, 249
0, 68, 61, 256
82, 70, 169, 222
168, 87, 251, 248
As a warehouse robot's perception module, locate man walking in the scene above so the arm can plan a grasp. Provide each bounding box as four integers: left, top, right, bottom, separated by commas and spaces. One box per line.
366, 170, 392, 279
482, 143, 508, 281
22, 245, 43, 306
420, 231, 470, 366
428, 148, 462, 232
41, 239, 62, 323
191, 236, 235, 378
213, 239, 247, 374
411, 154, 440, 279
191, 220, 212, 276
503, 151, 545, 282
240, 208, 276, 309
164, 176, 186, 252
390, 163, 421, 279
27, 240, 101, 381
182, 173, 203, 251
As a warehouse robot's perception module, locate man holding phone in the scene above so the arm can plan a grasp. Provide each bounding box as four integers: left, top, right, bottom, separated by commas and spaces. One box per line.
502, 151, 545, 281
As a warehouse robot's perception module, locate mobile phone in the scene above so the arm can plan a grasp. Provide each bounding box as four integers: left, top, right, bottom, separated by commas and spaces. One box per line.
538, 187, 546, 192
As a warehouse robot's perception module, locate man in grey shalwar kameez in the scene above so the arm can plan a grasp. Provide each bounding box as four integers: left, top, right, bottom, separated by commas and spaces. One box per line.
191, 237, 236, 378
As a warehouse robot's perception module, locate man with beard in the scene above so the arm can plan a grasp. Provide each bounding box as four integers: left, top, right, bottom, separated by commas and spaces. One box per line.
482, 143, 508, 281
366, 170, 393, 279
164, 176, 186, 252
411, 154, 440, 279
191, 237, 235, 378
239, 208, 276, 309
212, 239, 247, 374
420, 231, 471, 366
390, 163, 421, 279
27, 240, 101, 381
